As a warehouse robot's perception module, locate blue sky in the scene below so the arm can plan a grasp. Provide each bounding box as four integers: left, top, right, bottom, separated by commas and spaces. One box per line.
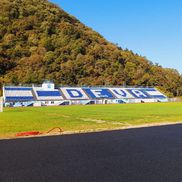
51, 0, 182, 73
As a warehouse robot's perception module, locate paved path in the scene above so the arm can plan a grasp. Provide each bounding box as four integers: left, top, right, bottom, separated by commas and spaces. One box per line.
1, 124, 182, 182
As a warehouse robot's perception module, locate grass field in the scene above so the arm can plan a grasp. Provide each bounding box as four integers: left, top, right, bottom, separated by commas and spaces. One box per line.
0, 102, 182, 138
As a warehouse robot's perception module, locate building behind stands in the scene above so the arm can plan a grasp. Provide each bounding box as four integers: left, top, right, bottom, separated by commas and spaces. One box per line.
3, 81, 168, 107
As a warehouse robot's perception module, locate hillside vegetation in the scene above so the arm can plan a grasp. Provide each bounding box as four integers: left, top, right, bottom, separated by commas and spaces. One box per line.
0, 0, 182, 96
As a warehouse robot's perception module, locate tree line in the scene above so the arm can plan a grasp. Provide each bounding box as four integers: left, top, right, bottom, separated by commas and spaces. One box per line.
0, 0, 182, 97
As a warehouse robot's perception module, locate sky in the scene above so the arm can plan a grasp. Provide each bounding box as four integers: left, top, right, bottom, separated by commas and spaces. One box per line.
51, 0, 182, 73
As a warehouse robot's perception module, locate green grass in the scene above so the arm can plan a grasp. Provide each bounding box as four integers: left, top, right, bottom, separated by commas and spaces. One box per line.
0, 102, 182, 138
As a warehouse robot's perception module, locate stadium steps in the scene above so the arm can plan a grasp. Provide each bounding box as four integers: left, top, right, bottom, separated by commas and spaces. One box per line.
32, 88, 38, 100
59, 88, 67, 100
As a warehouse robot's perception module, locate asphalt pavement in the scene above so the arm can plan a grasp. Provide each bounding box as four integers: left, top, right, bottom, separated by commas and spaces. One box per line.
1, 124, 182, 182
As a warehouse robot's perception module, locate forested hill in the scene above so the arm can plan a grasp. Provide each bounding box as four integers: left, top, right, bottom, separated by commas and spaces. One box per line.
0, 0, 182, 97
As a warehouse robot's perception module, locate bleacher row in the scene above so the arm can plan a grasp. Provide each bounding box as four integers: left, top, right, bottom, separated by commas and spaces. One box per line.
3, 86, 167, 102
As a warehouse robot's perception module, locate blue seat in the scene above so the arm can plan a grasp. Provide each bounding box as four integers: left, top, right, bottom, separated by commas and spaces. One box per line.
5, 87, 32, 91
6, 97, 34, 101
36, 91, 61, 97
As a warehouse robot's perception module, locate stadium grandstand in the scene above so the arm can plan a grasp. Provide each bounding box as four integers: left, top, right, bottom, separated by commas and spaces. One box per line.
2, 81, 168, 107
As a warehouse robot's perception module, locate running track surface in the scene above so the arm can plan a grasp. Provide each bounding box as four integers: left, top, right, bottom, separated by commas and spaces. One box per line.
1, 124, 182, 182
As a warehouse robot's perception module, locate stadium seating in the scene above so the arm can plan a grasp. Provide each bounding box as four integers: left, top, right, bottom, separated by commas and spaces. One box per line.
3, 85, 168, 106
108, 88, 134, 99
4, 87, 34, 101
126, 88, 151, 99
61, 87, 166, 100
83, 88, 115, 99
33, 88, 64, 101
60, 87, 89, 100
109, 88, 166, 99
142, 88, 166, 99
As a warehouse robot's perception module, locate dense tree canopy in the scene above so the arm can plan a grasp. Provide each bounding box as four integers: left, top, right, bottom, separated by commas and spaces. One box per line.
0, 0, 182, 97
